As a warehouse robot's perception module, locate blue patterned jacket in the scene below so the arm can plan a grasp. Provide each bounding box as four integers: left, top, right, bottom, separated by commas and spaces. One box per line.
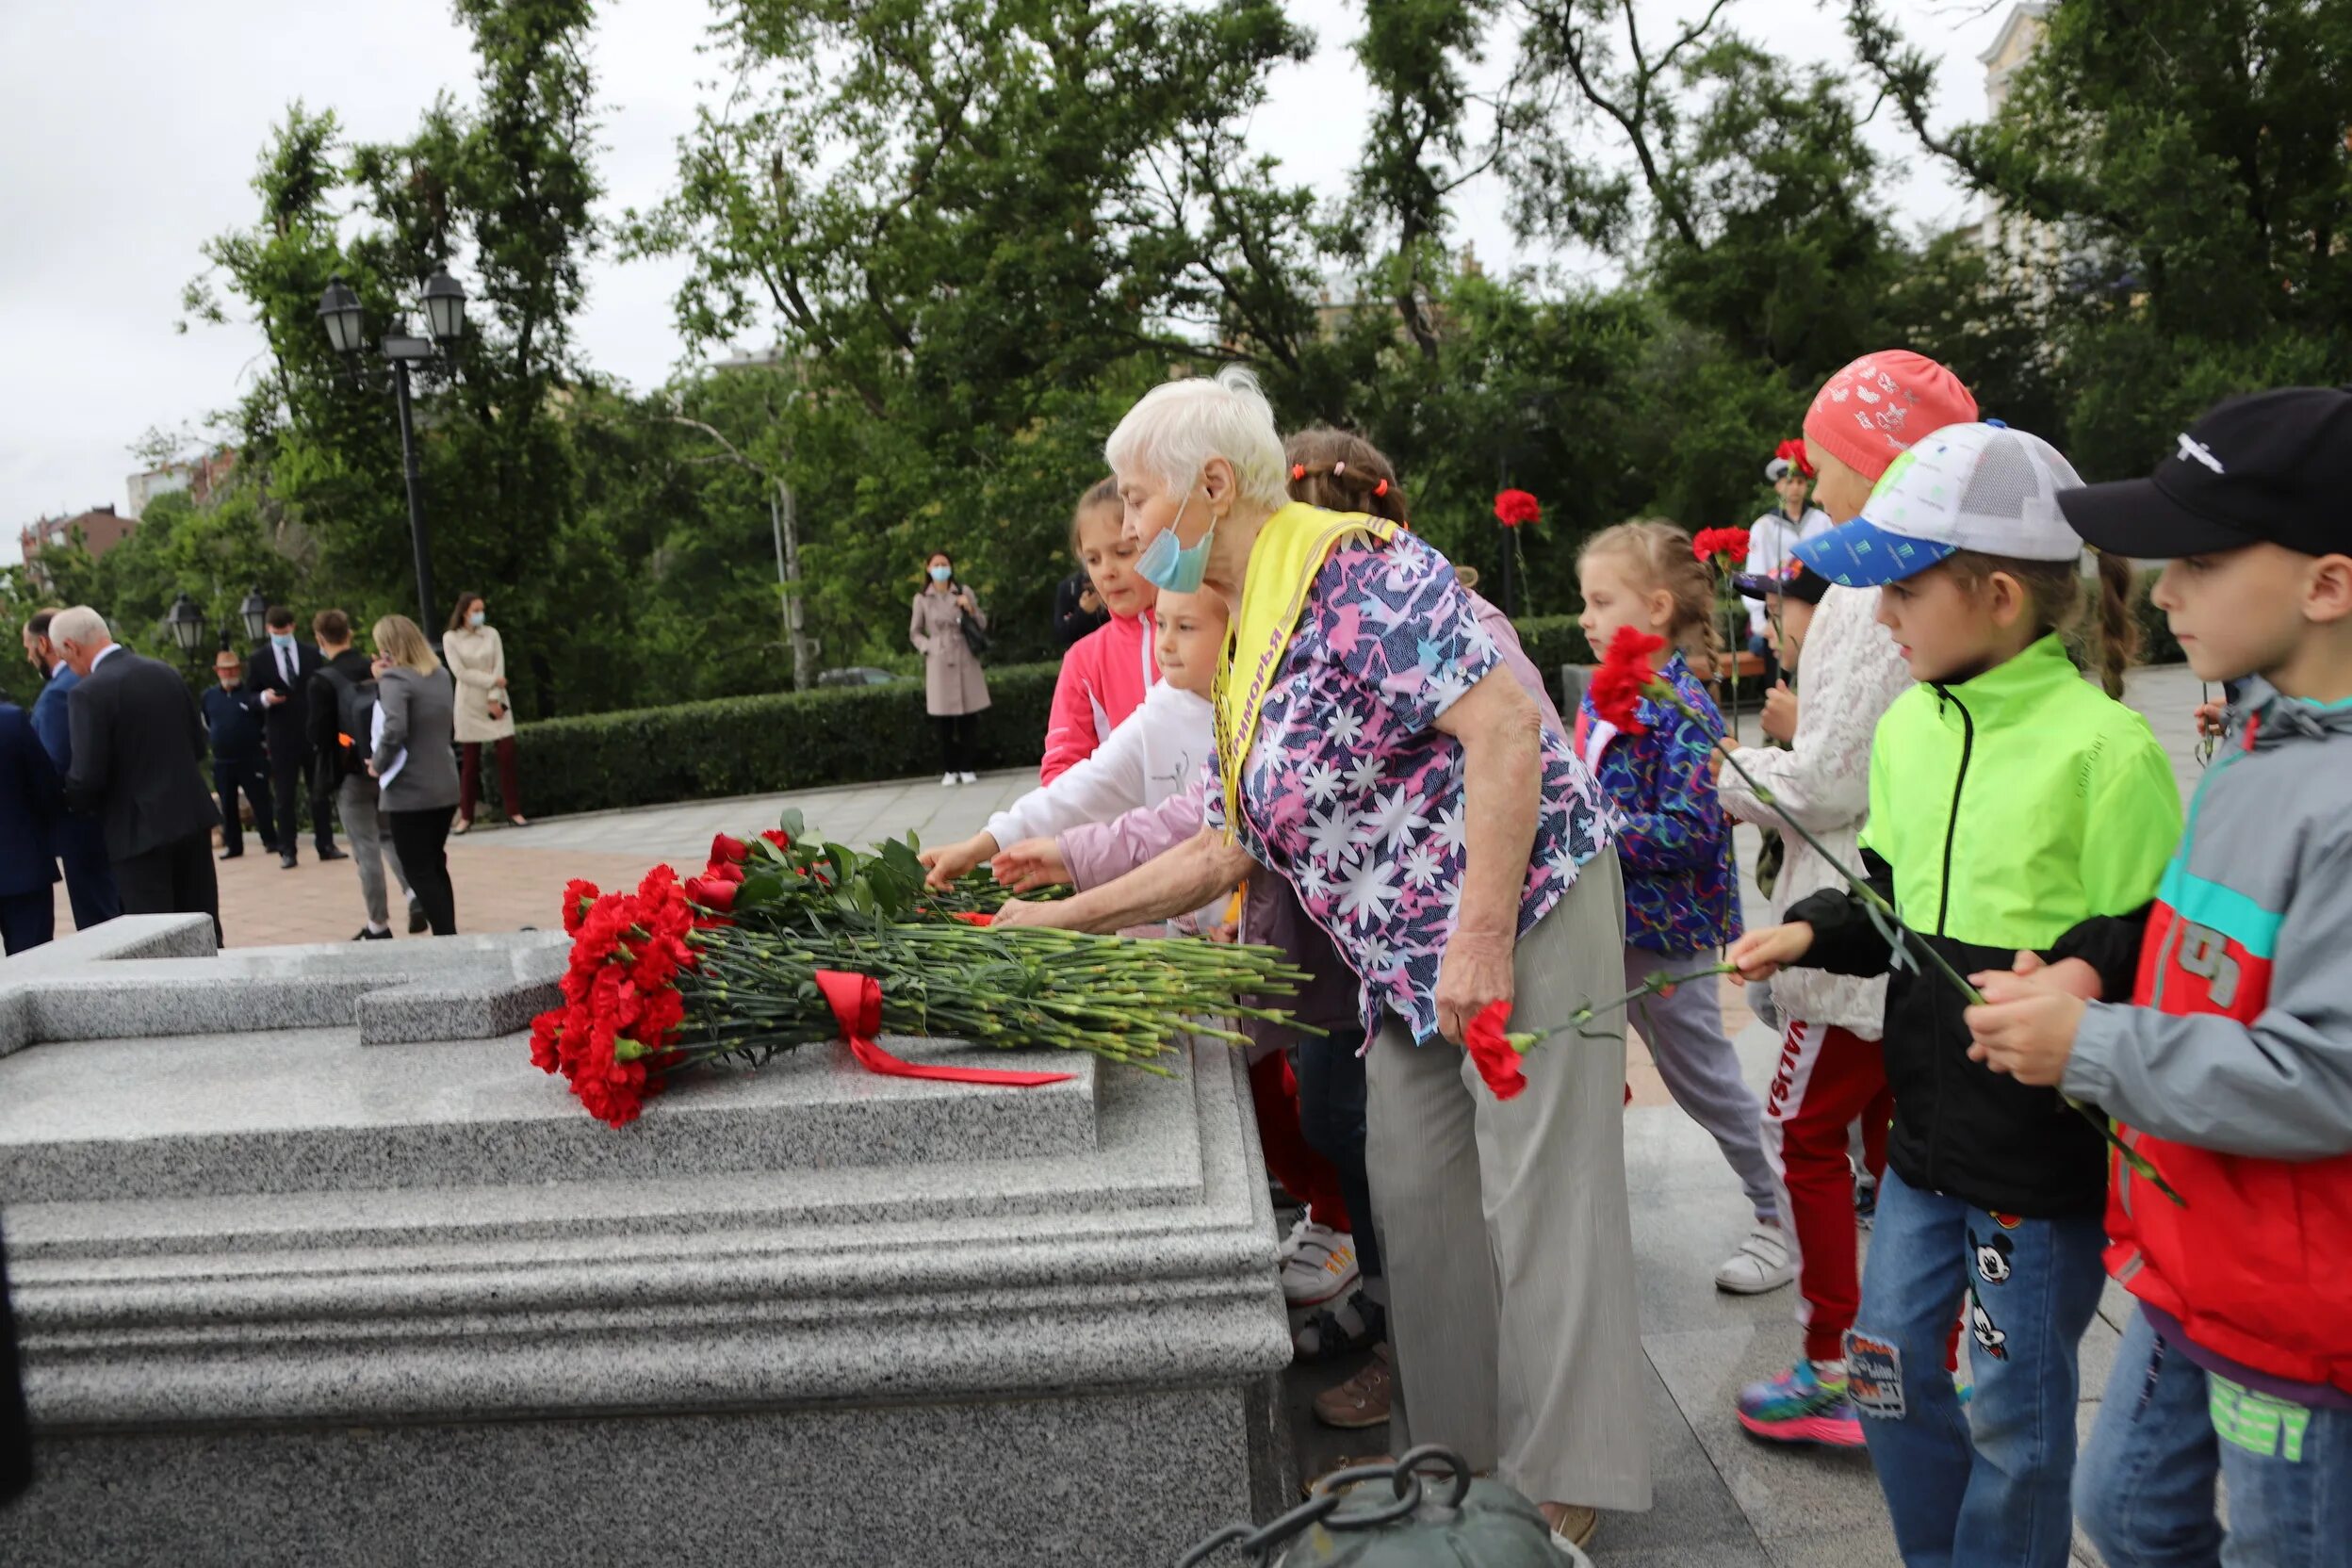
1576, 651, 1742, 955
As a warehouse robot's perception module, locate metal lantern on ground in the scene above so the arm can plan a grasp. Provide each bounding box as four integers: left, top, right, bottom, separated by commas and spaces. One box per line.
164, 594, 205, 661
1180, 1449, 1576, 1568
421, 268, 467, 347
239, 585, 270, 645
317, 276, 365, 356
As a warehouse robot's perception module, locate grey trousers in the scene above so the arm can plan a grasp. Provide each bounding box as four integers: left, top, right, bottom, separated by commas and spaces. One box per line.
338, 774, 412, 929
1623, 945, 1779, 1222
1366, 857, 1651, 1511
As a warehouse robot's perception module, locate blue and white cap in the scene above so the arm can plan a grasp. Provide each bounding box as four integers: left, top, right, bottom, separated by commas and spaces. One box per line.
1794, 422, 2088, 587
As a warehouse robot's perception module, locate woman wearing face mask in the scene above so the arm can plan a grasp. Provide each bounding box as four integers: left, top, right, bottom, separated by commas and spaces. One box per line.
910, 551, 990, 786
443, 592, 527, 833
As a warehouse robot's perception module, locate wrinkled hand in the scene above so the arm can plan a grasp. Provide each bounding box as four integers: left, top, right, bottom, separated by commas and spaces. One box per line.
989, 836, 1069, 892
1760, 683, 1798, 744
989, 896, 1073, 931
918, 833, 993, 890
1433, 928, 1514, 1045
1727, 922, 1815, 986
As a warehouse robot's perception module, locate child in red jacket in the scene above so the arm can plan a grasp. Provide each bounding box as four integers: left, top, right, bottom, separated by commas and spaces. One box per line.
1041, 479, 1158, 782
1967, 387, 2352, 1568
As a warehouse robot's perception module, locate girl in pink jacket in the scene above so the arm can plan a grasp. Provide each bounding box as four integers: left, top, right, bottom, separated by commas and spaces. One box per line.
1040, 480, 1158, 782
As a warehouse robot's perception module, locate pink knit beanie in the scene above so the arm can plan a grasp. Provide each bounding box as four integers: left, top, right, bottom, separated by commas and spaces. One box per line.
1804, 351, 1981, 482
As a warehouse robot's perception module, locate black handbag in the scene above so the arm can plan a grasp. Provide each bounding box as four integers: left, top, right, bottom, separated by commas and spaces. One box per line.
957, 604, 989, 657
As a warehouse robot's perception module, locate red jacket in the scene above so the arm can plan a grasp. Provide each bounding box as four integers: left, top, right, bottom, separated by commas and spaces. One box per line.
1040, 612, 1155, 784
2063, 687, 2352, 1394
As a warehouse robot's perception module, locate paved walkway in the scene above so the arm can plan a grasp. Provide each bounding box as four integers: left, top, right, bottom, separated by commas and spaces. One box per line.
41, 663, 2207, 1562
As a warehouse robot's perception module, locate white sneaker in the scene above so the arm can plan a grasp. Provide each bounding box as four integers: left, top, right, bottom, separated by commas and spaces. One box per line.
1280, 1221, 1360, 1307
1714, 1224, 1796, 1295
957, 771, 978, 785
941, 772, 960, 787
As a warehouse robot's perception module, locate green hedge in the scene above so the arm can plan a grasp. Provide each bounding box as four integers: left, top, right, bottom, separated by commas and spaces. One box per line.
514, 662, 1061, 817
2133, 567, 2185, 666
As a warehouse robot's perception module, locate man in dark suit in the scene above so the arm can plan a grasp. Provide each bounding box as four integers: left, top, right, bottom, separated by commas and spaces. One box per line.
199, 648, 278, 859
244, 605, 344, 870
21, 608, 121, 928
0, 698, 61, 955
50, 606, 223, 943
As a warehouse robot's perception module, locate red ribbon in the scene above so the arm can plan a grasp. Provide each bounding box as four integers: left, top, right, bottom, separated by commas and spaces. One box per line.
812, 970, 1074, 1087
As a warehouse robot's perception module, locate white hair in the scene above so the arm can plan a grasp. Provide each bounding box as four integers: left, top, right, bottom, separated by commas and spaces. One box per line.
1104, 366, 1290, 514
49, 606, 109, 649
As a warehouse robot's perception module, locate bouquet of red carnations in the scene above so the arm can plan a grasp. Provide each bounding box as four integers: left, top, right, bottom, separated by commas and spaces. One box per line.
531, 812, 1312, 1127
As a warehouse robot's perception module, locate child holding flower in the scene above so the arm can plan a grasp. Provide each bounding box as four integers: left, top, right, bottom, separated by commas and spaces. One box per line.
1967, 387, 2352, 1568
1576, 519, 1789, 1296
1728, 421, 2181, 1568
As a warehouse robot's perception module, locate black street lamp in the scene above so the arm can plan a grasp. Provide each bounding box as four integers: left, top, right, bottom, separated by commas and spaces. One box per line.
164, 592, 206, 668
238, 585, 270, 646
317, 269, 468, 638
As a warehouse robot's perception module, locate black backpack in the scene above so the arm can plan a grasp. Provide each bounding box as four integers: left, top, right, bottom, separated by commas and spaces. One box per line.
318, 666, 379, 778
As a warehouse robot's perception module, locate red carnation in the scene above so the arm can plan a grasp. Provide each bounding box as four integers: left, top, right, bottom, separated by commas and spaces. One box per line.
1591, 627, 1668, 735
710, 833, 750, 866
1773, 438, 1815, 479
707, 861, 747, 886
1463, 1001, 1528, 1101
1494, 488, 1541, 529
561, 879, 601, 936
760, 828, 792, 851
946, 911, 996, 927
1692, 527, 1751, 567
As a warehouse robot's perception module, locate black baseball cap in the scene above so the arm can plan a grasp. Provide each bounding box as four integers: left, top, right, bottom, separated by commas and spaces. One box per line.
2059, 386, 2352, 560
1731, 562, 1832, 605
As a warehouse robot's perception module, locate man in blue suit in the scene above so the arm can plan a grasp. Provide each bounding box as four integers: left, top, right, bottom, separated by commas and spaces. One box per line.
0, 697, 61, 954
22, 609, 120, 928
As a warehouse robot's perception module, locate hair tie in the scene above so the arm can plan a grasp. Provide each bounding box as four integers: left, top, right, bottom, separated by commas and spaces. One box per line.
1290, 464, 1307, 482
1373, 479, 1389, 498
1331, 461, 1346, 476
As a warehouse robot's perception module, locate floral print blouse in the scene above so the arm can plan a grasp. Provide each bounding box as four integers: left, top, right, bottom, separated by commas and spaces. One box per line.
1205, 531, 1614, 1041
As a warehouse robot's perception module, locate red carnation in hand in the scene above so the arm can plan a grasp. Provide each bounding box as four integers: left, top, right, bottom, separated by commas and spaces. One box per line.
1774, 438, 1815, 479
683, 874, 738, 913
1691, 527, 1751, 567
1591, 627, 1668, 735
1494, 488, 1541, 529
1464, 1001, 1529, 1100
710, 833, 750, 867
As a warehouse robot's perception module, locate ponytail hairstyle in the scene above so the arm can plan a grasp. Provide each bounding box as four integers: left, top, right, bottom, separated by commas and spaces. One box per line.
1283, 428, 1411, 528
1577, 518, 1725, 664
1939, 549, 2140, 699
1068, 476, 1122, 557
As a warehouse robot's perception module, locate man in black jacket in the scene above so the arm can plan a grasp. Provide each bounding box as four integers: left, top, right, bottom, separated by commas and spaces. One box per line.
51, 606, 222, 942
199, 649, 278, 860
308, 609, 420, 939
244, 605, 344, 870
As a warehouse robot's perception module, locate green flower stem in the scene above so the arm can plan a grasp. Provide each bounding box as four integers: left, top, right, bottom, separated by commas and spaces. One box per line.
1564, 959, 1740, 1037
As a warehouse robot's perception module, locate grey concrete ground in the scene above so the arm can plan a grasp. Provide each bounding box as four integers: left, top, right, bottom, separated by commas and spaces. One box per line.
487, 663, 2206, 1564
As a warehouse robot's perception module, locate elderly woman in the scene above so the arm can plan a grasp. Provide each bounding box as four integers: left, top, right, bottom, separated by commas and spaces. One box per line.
993, 370, 1646, 1545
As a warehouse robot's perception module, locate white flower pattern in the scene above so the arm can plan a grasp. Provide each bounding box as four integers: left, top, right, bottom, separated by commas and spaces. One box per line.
1205, 531, 1613, 1039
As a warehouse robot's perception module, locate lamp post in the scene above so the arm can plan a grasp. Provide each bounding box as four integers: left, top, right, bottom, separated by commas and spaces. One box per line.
164, 592, 207, 670
318, 270, 467, 638
238, 585, 270, 647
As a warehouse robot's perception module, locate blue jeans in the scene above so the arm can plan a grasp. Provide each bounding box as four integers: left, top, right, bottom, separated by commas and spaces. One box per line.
1846, 1167, 2107, 1567
1292, 1028, 1379, 1280
2079, 1307, 2352, 1567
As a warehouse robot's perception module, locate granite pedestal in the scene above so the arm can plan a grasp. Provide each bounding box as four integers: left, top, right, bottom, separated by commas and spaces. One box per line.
0, 917, 1291, 1565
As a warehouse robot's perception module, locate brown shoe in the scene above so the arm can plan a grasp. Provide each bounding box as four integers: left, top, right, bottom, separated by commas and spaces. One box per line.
1542, 1502, 1599, 1551
1313, 1343, 1394, 1430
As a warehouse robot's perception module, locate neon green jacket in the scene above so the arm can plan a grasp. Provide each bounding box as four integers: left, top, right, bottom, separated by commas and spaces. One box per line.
1790, 635, 2182, 1214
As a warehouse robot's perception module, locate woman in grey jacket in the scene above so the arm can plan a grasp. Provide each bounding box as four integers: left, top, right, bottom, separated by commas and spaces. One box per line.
369, 614, 462, 936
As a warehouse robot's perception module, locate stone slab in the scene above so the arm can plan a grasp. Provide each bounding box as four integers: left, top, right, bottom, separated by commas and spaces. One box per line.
2, 1382, 1278, 1568
0, 1022, 1102, 1201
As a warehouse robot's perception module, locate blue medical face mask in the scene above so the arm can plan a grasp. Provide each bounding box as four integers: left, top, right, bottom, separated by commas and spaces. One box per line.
1134, 484, 1213, 594
929, 564, 954, 583
270, 631, 295, 649
468, 611, 486, 629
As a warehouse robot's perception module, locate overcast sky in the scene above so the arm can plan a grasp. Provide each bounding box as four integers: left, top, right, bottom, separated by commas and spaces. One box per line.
0, 0, 2008, 561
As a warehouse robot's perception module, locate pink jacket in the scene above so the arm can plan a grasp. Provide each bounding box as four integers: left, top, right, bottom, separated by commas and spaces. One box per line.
1040, 612, 1156, 784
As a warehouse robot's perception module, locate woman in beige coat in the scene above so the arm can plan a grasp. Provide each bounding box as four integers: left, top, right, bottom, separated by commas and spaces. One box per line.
442, 591, 528, 832
909, 550, 990, 786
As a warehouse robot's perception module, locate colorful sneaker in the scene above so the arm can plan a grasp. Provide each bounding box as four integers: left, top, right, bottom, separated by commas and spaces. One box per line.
1737, 1362, 1865, 1447
1280, 1221, 1360, 1307
1854, 1168, 1879, 1231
